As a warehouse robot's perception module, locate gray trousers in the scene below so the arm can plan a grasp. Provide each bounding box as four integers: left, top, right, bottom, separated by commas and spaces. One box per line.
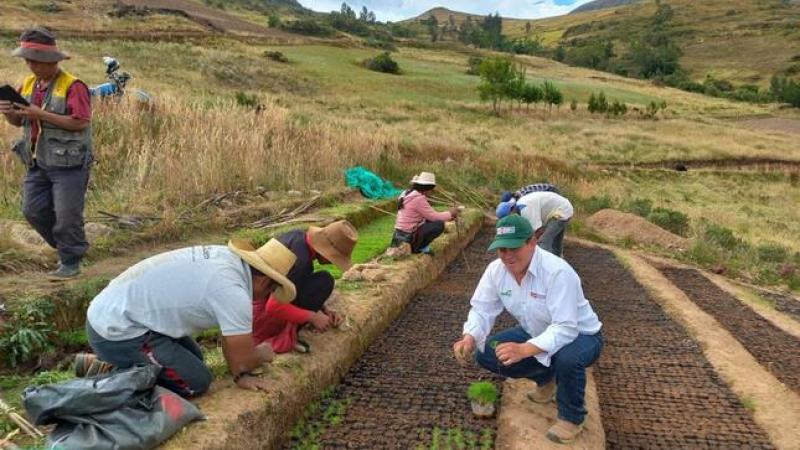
22, 164, 90, 265
539, 218, 570, 257
87, 323, 212, 398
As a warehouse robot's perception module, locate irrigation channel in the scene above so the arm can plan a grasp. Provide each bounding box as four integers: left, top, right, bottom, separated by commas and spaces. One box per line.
284, 233, 778, 449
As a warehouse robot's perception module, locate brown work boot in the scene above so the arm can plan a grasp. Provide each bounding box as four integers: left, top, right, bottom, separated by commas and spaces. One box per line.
546, 419, 584, 444
74, 353, 113, 378
526, 379, 556, 404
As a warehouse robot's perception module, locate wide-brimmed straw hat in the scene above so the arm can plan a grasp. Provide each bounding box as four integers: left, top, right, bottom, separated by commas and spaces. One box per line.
307, 220, 358, 271
228, 238, 297, 303
11, 26, 70, 63
411, 171, 437, 186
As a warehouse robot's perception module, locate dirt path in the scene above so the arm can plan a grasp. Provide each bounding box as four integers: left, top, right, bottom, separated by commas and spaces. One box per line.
660, 267, 800, 394
566, 245, 775, 449
591, 156, 800, 172
0, 233, 223, 301
285, 231, 513, 449
740, 118, 800, 135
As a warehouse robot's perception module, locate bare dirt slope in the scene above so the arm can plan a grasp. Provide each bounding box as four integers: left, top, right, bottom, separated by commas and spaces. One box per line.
118, 0, 295, 37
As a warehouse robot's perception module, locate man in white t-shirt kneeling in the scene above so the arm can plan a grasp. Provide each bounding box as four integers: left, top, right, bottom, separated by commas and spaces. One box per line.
81, 238, 297, 397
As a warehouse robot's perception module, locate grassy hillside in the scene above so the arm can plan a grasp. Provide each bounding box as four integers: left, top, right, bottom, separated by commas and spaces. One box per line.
518, 0, 800, 86
570, 0, 642, 15
0, 0, 307, 38
408, 1, 800, 88
1, 4, 799, 287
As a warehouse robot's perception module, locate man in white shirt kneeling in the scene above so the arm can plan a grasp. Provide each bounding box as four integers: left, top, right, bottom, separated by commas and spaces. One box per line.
453, 215, 603, 444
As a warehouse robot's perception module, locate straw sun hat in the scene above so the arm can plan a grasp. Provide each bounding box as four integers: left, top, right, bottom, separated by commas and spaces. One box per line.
307, 220, 358, 271
411, 172, 437, 186
228, 238, 297, 303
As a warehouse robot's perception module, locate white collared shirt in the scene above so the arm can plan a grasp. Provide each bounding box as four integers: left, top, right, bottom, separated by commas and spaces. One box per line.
462, 247, 602, 367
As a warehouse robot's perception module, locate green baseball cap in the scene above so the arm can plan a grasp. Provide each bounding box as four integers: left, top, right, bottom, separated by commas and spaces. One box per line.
488, 215, 533, 251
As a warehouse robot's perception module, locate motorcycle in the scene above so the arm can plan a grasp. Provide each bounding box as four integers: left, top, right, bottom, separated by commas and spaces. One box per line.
89, 56, 152, 103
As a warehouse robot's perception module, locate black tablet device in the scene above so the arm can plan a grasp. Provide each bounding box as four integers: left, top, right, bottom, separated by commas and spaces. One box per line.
0, 84, 30, 106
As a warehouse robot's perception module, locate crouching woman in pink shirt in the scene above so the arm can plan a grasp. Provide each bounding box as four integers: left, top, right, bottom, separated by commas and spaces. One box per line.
390, 172, 458, 255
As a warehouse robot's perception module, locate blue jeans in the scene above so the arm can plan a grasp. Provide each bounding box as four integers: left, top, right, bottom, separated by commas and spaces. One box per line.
22, 164, 90, 265
87, 323, 212, 398
475, 326, 603, 424
538, 218, 569, 257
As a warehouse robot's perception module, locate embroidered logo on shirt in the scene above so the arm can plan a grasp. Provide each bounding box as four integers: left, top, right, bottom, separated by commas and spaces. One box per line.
500, 289, 512, 297
529, 291, 545, 300
496, 226, 515, 236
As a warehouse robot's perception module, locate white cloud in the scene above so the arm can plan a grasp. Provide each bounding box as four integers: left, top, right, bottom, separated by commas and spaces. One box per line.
297, 0, 595, 22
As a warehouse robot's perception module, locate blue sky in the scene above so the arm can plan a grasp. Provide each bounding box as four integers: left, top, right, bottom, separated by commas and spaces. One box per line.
297, 0, 596, 22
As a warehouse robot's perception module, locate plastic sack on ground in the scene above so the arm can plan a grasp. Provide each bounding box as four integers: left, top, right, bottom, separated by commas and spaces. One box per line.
345, 166, 402, 200
23, 365, 204, 450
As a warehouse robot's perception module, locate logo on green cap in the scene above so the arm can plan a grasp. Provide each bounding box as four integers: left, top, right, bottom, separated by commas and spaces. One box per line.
488, 215, 533, 251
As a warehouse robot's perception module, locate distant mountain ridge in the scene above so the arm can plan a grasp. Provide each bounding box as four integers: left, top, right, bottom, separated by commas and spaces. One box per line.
570, 0, 641, 14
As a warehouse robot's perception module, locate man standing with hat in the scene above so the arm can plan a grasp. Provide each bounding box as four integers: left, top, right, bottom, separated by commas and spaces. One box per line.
253, 220, 358, 352
390, 171, 459, 255
453, 215, 603, 444
80, 238, 298, 397
0, 26, 93, 278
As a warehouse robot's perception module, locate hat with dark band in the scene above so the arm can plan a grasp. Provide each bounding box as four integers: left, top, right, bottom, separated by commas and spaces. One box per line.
11, 26, 70, 63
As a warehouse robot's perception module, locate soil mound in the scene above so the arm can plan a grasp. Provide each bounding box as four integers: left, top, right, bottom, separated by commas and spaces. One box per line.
585, 209, 689, 250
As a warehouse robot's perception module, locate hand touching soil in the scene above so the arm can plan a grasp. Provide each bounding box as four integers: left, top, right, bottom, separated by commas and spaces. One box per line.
236, 374, 270, 392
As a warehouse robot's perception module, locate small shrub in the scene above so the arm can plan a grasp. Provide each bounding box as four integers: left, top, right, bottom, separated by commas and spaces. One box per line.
467, 381, 498, 404
609, 99, 627, 116
757, 267, 782, 285
280, 19, 334, 37
267, 12, 280, 28
583, 195, 613, 214
788, 274, 800, 291
703, 223, 741, 251
687, 241, 724, 266
263, 50, 289, 63
542, 81, 563, 110
0, 297, 55, 367
466, 56, 484, 75
643, 100, 667, 119
757, 243, 788, 263
587, 91, 608, 114
648, 207, 689, 236
778, 263, 796, 279
622, 198, 652, 217
235, 91, 259, 107
364, 52, 400, 74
